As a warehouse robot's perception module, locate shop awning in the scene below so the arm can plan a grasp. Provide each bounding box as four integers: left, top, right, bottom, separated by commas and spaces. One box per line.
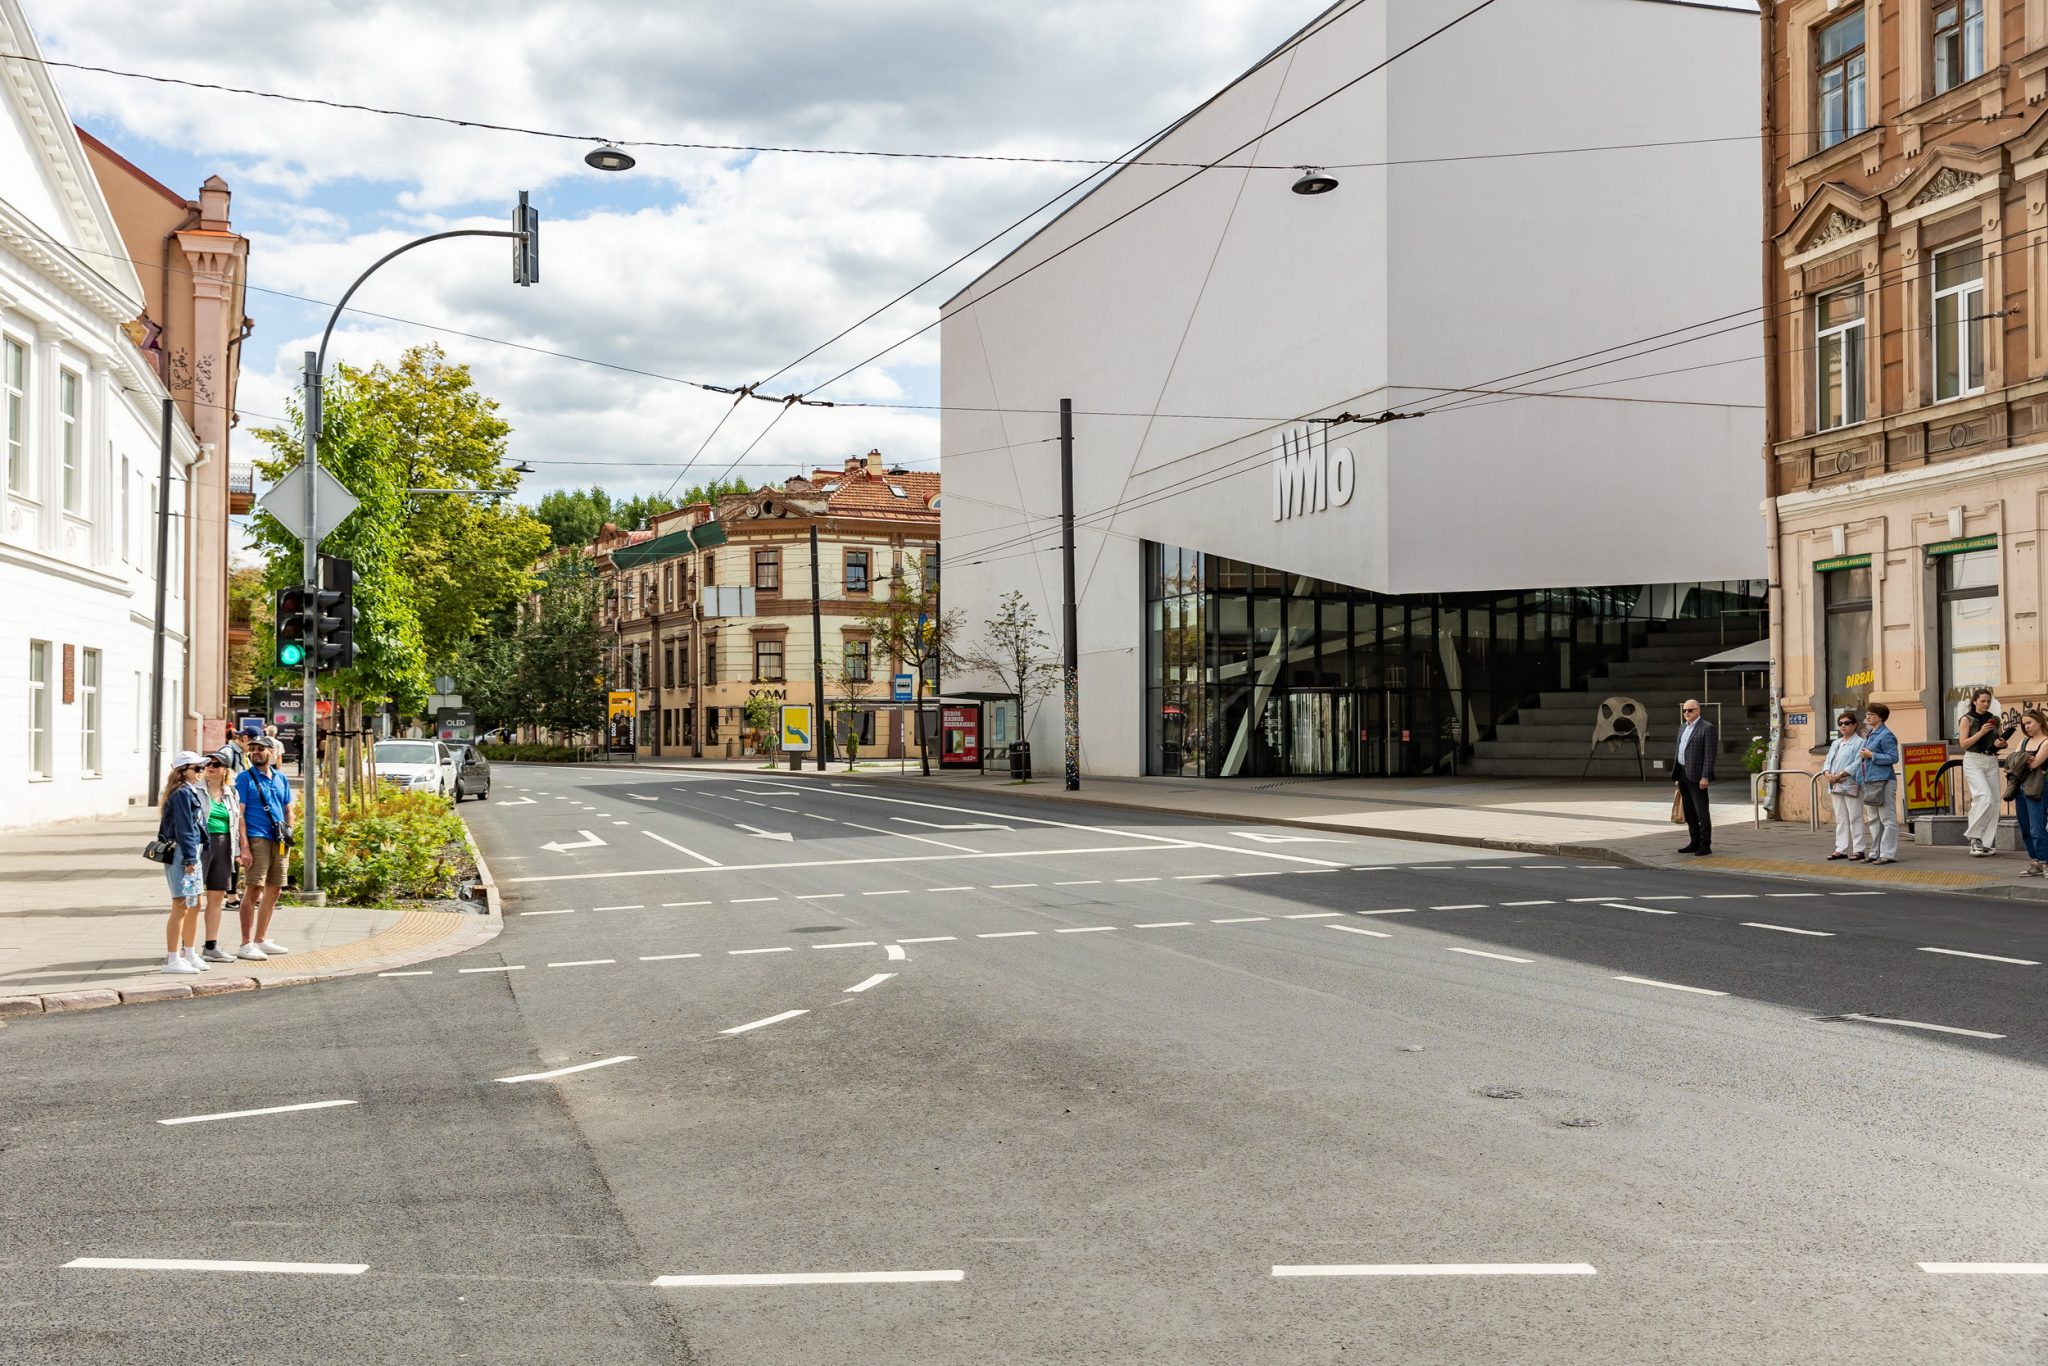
609, 520, 728, 569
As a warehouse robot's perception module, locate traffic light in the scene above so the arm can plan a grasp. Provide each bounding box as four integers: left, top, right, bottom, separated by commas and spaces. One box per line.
513, 190, 539, 287
315, 554, 358, 672
274, 585, 310, 669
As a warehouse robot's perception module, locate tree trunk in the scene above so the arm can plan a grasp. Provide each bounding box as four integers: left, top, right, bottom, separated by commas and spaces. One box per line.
916, 677, 931, 777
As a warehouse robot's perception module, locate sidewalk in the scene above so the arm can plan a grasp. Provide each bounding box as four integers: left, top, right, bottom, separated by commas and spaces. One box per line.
825, 767, 2048, 902
0, 807, 499, 1017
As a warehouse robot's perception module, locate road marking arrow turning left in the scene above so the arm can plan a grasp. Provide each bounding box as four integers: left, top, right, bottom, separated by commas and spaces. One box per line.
541, 830, 609, 853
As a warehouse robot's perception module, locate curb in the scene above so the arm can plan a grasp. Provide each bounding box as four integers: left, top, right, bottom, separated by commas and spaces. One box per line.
0, 816, 502, 1021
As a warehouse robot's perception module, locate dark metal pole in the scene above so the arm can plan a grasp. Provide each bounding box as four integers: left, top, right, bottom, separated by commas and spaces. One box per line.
300, 351, 321, 896
146, 397, 173, 802
1060, 398, 1079, 792
810, 522, 827, 771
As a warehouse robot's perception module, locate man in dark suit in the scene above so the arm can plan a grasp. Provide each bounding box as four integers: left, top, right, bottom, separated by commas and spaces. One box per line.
1673, 698, 1717, 856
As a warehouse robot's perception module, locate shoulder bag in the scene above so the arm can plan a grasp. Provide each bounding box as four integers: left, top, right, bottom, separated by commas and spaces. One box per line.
143, 788, 189, 864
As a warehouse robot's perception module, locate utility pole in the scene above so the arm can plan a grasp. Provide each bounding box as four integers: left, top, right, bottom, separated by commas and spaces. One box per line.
1060, 398, 1079, 792
146, 397, 173, 802
810, 523, 827, 771
300, 350, 322, 896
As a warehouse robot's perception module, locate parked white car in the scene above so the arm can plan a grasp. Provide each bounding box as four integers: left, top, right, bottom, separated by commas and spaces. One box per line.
373, 739, 457, 797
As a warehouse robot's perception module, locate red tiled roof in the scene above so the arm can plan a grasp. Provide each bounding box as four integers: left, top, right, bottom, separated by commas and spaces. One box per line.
813, 467, 940, 518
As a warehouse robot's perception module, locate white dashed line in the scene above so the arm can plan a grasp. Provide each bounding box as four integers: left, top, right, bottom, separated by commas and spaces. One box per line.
64, 1258, 368, 1276
811, 941, 878, 951
1174, 874, 1222, 880
663, 901, 712, 908
1355, 908, 1418, 916
1832, 891, 1885, 896
898, 936, 956, 944
721, 1010, 808, 1036
1056, 926, 1117, 934
863, 890, 909, 897
1742, 923, 1834, 937
989, 883, 1037, 889
1612, 976, 1726, 997
1115, 877, 1161, 884
378, 970, 432, 977
978, 931, 1038, 938
458, 965, 524, 974
547, 959, 617, 968
1328, 924, 1393, 939
797, 894, 845, 900
1834, 1013, 2003, 1039
1702, 894, 1755, 900
1431, 904, 1487, 911
728, 947, 792, 956
1135, 921, 1193, 928
730, 897, 780, 905
1211, 916, 1269, 924
519, 909, 575, 917
652, 1269, 962, 1287
926, 886, 974, 892
593, 904, 644, 912
1273, 1263, 1595, 1278
497, 1055, 636, 1083
1917, 947, 2038, 965
1501, 900, 1554, 907
1918, 1263, 2048, 1275
1446, 947, 1533, 964
639, 953, 701, 961
1634, 895, 1691, 901
1284, 912, 1340, 919
159, 1100, 358, 1127
1766, 893, 1823, 898
1602, 902, 1677, 915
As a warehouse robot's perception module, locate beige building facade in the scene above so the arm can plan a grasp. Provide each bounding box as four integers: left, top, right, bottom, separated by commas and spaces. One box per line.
1765, 0, 2048, 815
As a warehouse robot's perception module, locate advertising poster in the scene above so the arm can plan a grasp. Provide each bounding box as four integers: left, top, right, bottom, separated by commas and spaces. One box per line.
939, 704, 981, 769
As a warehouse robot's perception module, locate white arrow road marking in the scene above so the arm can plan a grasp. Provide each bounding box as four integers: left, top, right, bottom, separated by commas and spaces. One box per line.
540, 830, 608, 853
885, 944, 908, 961
496, 1055, 636, 1083
494, 796, 536, 806
1232, 830, 1337, 844
627, 793, 660, 801
65, 1258, 368, 1276
643, 830, 722, 867
845, 973, 895, 993
735, 823, 794, 842
892, 817, 1011, 832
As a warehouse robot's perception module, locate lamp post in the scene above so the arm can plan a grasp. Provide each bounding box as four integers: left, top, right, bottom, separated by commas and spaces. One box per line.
296, 196, 538, 897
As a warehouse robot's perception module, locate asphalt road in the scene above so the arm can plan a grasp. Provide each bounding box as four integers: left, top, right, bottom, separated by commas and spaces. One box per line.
4, 760, 2047, 1364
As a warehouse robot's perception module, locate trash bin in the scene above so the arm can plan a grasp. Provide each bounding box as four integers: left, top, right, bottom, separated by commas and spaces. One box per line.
1010, 741, 1032, 781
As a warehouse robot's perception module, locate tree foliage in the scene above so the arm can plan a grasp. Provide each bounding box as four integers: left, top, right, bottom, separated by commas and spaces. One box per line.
530, 480, 752, 549
855, 553, 961, 776
958, 590, 1060, 732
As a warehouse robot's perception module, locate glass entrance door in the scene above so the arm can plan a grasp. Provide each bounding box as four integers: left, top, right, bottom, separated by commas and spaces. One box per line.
1283, 691, 1357, 775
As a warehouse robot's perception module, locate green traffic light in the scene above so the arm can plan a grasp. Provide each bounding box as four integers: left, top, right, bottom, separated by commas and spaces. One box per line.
279, 641, 307, 667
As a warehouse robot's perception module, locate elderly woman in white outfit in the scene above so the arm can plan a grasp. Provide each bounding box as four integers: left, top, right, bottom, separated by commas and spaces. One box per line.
1821, 711, 1868, 860
1956, 688, 2006, 856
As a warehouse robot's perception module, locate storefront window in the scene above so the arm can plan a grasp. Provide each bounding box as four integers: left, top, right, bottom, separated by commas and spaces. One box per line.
1823, 565, 1874, 718
1938, 548, 1999, 721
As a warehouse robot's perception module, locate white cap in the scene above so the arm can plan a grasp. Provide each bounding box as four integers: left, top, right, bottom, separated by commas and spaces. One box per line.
169, 749, 206, 769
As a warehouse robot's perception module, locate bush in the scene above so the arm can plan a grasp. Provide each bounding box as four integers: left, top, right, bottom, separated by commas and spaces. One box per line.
287, 788, 469, 907
478, 742, 582, 763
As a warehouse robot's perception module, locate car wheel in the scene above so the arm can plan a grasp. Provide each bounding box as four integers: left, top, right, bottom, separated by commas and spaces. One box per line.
476, 787, 490, 802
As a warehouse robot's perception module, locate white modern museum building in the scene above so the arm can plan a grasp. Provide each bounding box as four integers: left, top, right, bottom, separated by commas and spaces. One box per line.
940, 0, 1768, 779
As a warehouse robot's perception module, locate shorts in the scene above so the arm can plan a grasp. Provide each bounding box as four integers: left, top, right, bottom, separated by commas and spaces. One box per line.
247, 837, 288, 889
163, 858, 202, 905
202, 832, 240, 894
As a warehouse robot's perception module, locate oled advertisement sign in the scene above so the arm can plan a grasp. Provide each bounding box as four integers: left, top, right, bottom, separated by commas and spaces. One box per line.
939, 705, 981, 769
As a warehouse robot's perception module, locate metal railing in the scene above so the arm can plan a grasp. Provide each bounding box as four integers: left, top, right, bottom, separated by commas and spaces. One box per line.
1752, 768, 1826, 831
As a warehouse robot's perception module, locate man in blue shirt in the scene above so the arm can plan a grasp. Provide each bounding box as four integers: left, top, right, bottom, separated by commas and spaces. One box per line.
1856, 701, 1902, 864
233, 735, 295, 958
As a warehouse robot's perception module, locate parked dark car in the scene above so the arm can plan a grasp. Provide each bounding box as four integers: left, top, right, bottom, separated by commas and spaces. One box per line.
450, 743, 491, 801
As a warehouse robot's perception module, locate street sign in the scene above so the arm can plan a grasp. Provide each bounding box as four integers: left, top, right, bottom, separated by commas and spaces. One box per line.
434, 674, 457, 695
892, 672, 914, 702
779, 703, 813, 752
256, 463, 360, 548
1903, 741, 1950, 816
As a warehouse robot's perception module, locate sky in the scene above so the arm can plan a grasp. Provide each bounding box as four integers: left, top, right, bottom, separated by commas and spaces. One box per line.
34, 0, 1331, 514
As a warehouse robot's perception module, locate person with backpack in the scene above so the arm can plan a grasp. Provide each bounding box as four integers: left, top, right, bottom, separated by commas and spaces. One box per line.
157, 751, 209, 975
232, 734, 294, 959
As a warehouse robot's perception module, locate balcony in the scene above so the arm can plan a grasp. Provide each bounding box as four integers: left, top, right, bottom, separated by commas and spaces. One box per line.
228, 464, 255, 515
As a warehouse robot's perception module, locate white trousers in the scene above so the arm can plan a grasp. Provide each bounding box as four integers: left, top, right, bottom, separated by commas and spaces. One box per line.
1862, 779, 1899, 861
1962, 751, 2002, 847
1830, 790, 1867, 856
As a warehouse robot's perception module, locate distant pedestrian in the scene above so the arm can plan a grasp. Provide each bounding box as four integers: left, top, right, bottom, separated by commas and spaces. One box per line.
1957, 688, 2006, 856
1821, 711, 1867, 861
1673, 698, 1717, 856
157, 752, 208, 975
2006, 709, 2048, 876
196, 748, 252, 962
1857, 702, 1901, 865
219, 724, 252, 776
233, 734, 294, 959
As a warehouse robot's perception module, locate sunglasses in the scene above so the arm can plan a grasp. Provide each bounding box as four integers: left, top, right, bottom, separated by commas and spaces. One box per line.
205, 760, 225, 769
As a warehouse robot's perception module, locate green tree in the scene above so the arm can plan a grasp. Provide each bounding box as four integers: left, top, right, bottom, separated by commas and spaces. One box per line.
856, 553, 961, 776
515, 558, 607, 739
531, 480, 755, 549
958, 590, 1059, 734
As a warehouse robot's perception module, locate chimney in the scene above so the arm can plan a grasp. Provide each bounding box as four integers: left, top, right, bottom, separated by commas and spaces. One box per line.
864, 448, 884, 475
844, 455, 862, 474
197, 175, 232, 232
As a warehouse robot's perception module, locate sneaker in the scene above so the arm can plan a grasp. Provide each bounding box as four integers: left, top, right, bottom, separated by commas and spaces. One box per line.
258, 940, 289, 956
200, 945, 235, 963
237, 942, 268, 960
160, 953, 198, 975
181, 948, 209, 971
2025, 862, 2045, 878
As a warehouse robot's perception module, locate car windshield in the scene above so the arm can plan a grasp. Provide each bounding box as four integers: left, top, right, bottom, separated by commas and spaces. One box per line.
374, 742, 439, 764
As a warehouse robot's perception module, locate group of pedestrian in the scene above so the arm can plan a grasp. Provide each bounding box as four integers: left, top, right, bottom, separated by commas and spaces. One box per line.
155, 728, 296, 975
1819, 692, 2048, 874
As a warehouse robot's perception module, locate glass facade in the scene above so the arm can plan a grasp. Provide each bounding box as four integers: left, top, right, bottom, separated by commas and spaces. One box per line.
1144, 542, 1766, 778
1937, 548, 1999, 720
1823, 565, 1874, 720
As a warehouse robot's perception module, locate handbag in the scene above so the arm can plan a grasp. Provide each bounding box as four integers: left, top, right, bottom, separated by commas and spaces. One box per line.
143, 795, 180, 863
1669, 790, 1684, 824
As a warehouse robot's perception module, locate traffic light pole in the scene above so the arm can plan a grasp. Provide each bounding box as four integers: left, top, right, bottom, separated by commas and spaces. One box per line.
297, 210, 536, 897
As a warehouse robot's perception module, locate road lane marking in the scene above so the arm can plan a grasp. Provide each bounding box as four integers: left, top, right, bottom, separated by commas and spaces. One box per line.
721, 1010, 808, 1035
730, 897, 779, 905
1567, 897, 1628, 903
1056, 926, 1117, 934
652, 1269, 963, 1287
1612, 976, 1726, 996
1635, 895, 1691, 901
547, 959, 617, 968
1328, 925, 1393, 939
64, 1258, 369, 1276
640, 953, 701, 961
1136, 921, 1193, 928
1054, 880, 1099, 886
1832, 891, 1885, 896
1272, 1263, 1595, 1278
1766, 893, 1823, 898
1742, 923, 1834, 936
989, 883, 1037, 889
458, 965, 524, 974
926, 886, 974, 892
378, 970, 432, 977
884, 944, 908, 961
643, 830, 724, 866
509, 844, 1182, 884
1601, 902, 1677, 915
898, 936, 955, 943
612, 821, 630, 826
1501, 900, 1554, 906
1174, 874, 1222, 880
1835, 1013, 2004, 1039
797, 893, 845, 900
729, 947, 792, 956
497, 1056, 637, 1083
1212, 916, 1269, 924
159, 1100, 357, 1127
1702, 894, 1755, 900
1284, 912, 1340, 919
1918, 947, 2039, 965
1355, 908, 1418, 916
979, 931, 1037, 938
1431, 904, 1487, 911
864, 889, 908, 897
1446, 947, 1533, 964
1115, 877, 1161, 884
593, 905, 644, 911
840, 818, 979, 853
663, 901, 712, 908
812, 941, 878, 951
520, 909, 575, 917
845, 973, 895, 993
1918, 1263, 2048, 1274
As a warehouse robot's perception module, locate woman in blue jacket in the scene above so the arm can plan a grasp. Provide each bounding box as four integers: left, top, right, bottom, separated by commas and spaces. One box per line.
158, 750, 209, 975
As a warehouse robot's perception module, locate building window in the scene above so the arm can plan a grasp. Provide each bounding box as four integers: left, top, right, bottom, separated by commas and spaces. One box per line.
27, 640, 51, 778
664, 564, 674, 607
1815, 286, 1865, 431
119, 455, 130, 560
755, 637, 784, 682
4, 338, 24, 494
704, 634, 718, 686
676, 637, 689, 683
79, 647, 100, 776
59, 370, 81, 514
1938, 548, 2000, 719
754, 547, 780, 593
702, 551, 715, 586
923, 545, 940, 589
844, 638, 871, 682
1823, 565, 1874, 719
845, 549, 870, 594
1932, 241, 1985, 401
1817, 9, 1868, 149
663, 642, 675, 689
1932, 0, 1984, 95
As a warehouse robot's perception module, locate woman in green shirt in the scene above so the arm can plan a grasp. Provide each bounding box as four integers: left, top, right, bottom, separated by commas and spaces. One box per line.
197, 749, 253, 963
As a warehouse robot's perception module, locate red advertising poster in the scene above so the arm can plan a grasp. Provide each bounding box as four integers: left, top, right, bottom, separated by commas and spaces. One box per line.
939, 705, 981, 769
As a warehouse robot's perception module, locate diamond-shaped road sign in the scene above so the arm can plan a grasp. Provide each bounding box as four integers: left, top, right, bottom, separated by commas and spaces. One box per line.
256, 463, 360, 548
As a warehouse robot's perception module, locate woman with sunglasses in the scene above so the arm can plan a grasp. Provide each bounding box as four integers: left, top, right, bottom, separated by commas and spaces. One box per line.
196, 749, 253, 962
157, 751, 209, 975
1956, 688, 2006, 856
1821, 712, 1868, 861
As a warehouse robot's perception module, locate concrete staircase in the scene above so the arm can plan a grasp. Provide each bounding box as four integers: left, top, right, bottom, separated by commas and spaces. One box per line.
1466, 620, 1767, 780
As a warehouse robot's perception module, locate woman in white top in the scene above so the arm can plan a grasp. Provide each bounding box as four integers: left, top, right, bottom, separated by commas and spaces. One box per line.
1821, 711, 1868, 860
1956, 688, 2006, 855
